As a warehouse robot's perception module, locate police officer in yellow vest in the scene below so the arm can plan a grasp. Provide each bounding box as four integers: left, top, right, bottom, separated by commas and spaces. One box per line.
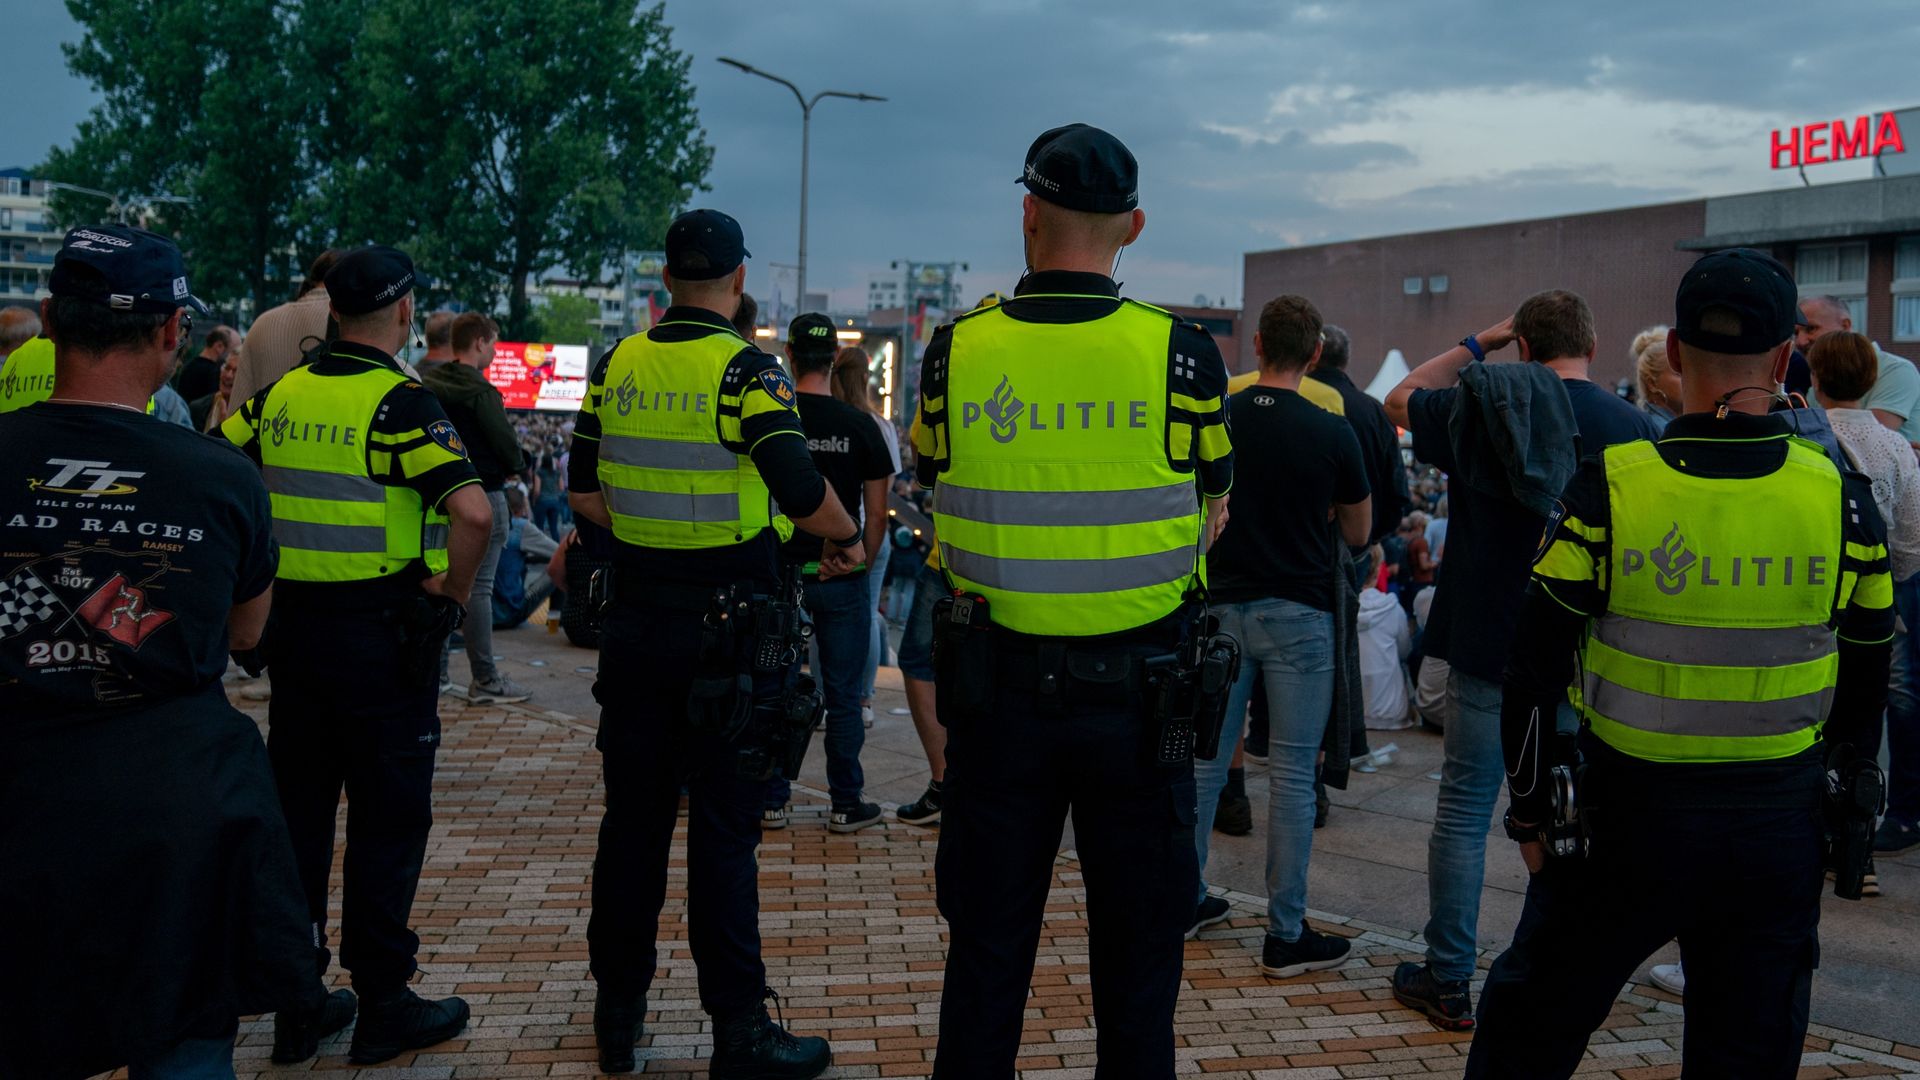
1469, 249, 1894, 1079
0, 334, 56, 412
222, 245, 493, 1067
565, 209, 858, 1078
911, 125, 1235, 1079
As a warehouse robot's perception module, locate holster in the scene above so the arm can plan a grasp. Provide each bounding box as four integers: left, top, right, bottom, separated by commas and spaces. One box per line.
681, 568, 816, 779
1144, 608, 1241, 767
932, 592, 995, 721
396, 593, 464, 690
1825, 745, 1884, 901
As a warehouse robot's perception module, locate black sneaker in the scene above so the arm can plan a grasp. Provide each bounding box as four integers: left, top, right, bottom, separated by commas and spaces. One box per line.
1314, 787, 1330, 829
1215, 786, 1252, 836
271, 988, 356, 1064
896, 784, 943, 826
1185, 895, 1232, 940
1393, 961, 1475, 1031
710, 997, 831, 1080
829, 801, 883, 834
347, 988, 471, 1065
1260, 927, 1351, 978
1876, 817, 1920, 854
594, 991, 646, 1074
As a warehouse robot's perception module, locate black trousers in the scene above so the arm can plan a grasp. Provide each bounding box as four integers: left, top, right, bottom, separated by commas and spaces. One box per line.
932, 638, 1197, 1080
586, 600, 772, 1017
265, 599, 442, 998
1467, 801, 1823, 1079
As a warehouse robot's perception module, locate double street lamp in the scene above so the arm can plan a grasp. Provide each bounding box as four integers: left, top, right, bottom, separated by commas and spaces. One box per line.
717, 57, 885, 312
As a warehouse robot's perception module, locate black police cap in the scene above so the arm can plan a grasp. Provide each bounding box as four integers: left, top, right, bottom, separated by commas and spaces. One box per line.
48, 224, 209, 316
325, 245, 421, 316
1674, 248, 1799, 355
1016, 123, 1138, 214
788, 312, 838, 355
666, 209, 751, 281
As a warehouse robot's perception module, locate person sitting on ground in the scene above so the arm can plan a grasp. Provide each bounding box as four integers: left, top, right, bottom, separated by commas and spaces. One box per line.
1358, 545, 1415, 730
493, 487, 561, 629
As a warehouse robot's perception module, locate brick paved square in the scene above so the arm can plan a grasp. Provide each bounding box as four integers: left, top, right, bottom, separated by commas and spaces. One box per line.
87, 694, 1920, 1079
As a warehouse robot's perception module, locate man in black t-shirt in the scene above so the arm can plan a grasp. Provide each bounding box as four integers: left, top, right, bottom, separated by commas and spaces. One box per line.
763, 313, 895, 833
174, 322, 236, 402
0, 225, 312, 1080
1191, 295, 1372, 977
1383, 289, 1662, 1030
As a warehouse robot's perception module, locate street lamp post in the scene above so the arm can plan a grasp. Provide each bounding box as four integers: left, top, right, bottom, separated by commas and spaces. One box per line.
717, 58, 884, 310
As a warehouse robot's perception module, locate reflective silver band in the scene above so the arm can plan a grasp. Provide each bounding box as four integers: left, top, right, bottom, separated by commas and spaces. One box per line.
944, 543, 1194, 594
606, 485, 741, 524
421, 524, 449, 550
264, 465, 386, 504
935, 481, 1198, 528
1591, 614, 1835, 668
601, 434, 738, 472
275, 518, 389, 555
1581, 673, 1830, 738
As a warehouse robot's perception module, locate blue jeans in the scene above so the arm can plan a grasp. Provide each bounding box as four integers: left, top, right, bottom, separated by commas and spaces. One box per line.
127, 1024, 238, 1079
1423, 669, 1574, 982
1193, 597, 1335, 942
861, 541, 892, 701
1886, 574, 1920, 825
766, 573, 869, 809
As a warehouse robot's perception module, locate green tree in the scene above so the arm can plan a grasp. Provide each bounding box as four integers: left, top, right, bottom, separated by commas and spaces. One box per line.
44, 0, 313, 313
338, 0, 711, 337
529, 293, 601, 347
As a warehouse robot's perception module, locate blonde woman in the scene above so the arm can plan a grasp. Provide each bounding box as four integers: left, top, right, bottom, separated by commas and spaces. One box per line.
1632, 325, 1680, 430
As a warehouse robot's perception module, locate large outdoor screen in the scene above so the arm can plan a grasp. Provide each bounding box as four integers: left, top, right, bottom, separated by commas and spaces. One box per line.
487, 341, 590, 411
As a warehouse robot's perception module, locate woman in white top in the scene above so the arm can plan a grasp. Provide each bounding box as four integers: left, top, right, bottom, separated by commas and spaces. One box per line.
1809, 332, 1920, 582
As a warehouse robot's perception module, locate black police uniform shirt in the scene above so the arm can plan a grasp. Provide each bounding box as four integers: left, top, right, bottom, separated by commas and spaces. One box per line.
781, 390, 894, 575
1409, 375, 1661, 683
568, 305, 828, 589
223, 339, 481, 606
1206, 386, 1369, 611
0, 402, 276, 713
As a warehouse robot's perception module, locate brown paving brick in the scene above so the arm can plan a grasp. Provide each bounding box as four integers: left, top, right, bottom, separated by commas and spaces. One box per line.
151, 691, 1908, 1080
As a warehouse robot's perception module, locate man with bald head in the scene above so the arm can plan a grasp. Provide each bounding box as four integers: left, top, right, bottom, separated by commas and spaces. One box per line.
1799, 294, 1920, 444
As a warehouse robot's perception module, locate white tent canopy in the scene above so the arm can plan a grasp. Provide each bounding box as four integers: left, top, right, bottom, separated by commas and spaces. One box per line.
1364, 349, 1409, 401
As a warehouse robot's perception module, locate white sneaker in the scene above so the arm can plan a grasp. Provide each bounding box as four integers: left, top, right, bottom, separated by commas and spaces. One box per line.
1649, 962, 1685, 996
761, 806, 788, 830
862, 704, 874, 729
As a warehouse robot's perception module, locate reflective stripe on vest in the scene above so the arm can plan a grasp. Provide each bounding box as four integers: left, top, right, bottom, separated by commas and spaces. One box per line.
257, 361, 450, 581
594, 329, 774, 550
1580, 437, 1843, 763
935, 299, 1203, 636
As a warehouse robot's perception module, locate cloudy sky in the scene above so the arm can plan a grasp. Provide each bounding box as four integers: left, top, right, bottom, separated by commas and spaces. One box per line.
10, 1, 1919, 311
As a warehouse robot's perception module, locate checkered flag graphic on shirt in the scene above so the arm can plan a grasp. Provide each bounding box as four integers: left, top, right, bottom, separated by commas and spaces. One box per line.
0, 567, 64, 640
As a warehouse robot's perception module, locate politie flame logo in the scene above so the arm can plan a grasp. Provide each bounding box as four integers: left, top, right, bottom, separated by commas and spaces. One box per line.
1649, 524, 1697, 596
984, 375, 1024, 444
268, 402, 293, 447
611, 372, 639, 415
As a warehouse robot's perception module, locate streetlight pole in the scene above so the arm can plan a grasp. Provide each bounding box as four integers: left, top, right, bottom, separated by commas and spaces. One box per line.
717, 58, 884, 311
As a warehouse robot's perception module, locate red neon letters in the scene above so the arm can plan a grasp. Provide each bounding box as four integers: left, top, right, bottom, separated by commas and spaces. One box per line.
1772, 113, 1906, 169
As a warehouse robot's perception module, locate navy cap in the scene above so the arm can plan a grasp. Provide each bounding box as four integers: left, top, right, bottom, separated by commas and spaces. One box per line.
324, 245, 419, 316
1016, 124, 1138, 213
666, 209, 750, 281
1674, 248, 1799, 355
788, 312, 837, 355
48, 224, 209, 316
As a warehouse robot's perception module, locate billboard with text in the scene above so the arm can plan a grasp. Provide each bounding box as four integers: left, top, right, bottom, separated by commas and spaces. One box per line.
487, 341, 590, 411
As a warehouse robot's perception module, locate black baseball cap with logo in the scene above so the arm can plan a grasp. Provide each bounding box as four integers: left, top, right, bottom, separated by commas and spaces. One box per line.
666, 209, 751, 281
788, 312, 837, 356
1016, 123, 1139, 213
325, 245, 421, 315
48, 224, 209, 316
1674, 248, 1799, 354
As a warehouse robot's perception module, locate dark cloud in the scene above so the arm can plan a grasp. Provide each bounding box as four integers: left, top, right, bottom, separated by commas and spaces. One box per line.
10, 2, 1917, 307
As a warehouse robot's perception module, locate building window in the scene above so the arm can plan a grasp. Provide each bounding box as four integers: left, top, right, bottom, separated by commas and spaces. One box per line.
1796, 241, 1869, 328
1894, 236, 1920, 342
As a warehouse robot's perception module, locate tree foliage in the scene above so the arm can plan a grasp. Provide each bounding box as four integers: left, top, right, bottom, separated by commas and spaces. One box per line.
530, 294, 602, 348
42, 0, 711, 332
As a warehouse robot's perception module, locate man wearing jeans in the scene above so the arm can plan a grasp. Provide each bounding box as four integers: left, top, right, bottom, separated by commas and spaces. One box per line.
424, 311, 532, 703
1384, 291, 1661, 1028
763, 313, 894, 832
1191, 294, 1371, 975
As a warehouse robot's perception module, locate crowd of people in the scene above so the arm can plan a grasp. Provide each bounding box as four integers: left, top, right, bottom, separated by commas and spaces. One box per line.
0, 118, 1911, 1080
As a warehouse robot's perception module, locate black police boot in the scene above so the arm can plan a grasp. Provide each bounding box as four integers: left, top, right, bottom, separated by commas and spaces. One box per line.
271, 987, 357, 1064
347, 988, 471, 1065
594, 991, 647, 1074
709, 995, 831, 1080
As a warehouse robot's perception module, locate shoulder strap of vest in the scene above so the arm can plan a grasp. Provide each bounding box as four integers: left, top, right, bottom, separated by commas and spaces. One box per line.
1122, 297, 1177, 321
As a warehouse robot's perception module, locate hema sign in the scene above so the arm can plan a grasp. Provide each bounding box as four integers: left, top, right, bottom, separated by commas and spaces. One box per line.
1771, 111, 1908, 170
